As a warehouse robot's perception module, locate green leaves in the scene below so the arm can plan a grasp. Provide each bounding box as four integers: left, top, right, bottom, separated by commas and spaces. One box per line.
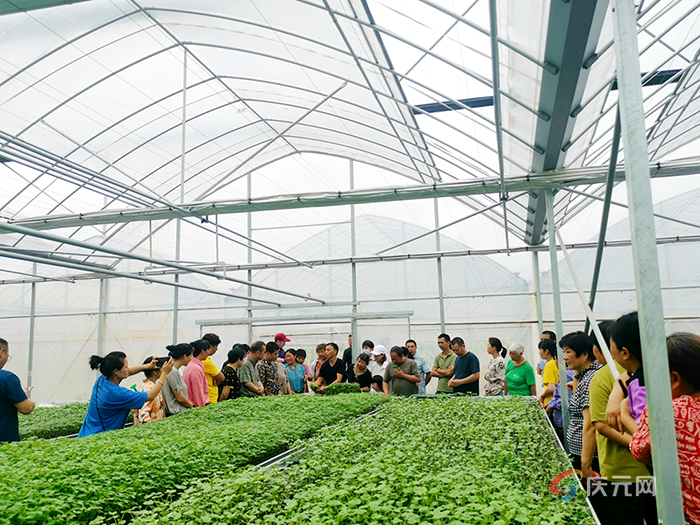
0, 394, 387, 525
18, 403, 89, 440
130, 397, 597, 525
321, 382, 361, 395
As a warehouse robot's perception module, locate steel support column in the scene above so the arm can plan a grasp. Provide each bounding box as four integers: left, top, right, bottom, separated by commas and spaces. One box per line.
97, 278, 106, 357
546, 189, 569, 445
585, 109, 621, 333
173, 48, 187, 345
247, 172, 253, 344
26, 263, 37, 387
434, 198, 446, 333
611, 0, 684, 521
350, 160, 359, 361
531, 251, 544, 335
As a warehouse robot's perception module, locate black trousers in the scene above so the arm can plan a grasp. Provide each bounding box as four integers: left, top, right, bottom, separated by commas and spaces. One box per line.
586, 478, 658, 525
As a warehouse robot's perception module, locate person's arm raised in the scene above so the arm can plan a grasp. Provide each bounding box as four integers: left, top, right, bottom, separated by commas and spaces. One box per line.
145, 359, 174, 402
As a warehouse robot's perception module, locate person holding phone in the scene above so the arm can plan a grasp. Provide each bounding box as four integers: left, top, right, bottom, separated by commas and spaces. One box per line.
0, 338, 35, 443
79, 351, 174, 437
383, 346, 420, 396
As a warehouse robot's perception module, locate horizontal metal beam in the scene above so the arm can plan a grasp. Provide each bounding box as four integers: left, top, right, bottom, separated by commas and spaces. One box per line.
196, 310, 414, 326
3, 232, 699, 285
0, 0, 93, 16
413, 96, 494, 114
411, 70, 682, 115
0, 221, 325, 303
11, 156, 700, 231
0, 248, 281, 305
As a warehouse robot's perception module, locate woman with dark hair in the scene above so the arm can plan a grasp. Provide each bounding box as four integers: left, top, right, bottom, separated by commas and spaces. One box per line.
561, 331, 601, 476
484, 338, 507, 396
347, 353, 372, 392
370, 375, 384, 393
284, 349, 306, 394
630, 332, 700, 524
162, 343, 194, 416
201, 333, 225, 405
182, 340, 210, 407
218, 346, 246, 401
134, 357, 167, 425
78, 351, 173, 437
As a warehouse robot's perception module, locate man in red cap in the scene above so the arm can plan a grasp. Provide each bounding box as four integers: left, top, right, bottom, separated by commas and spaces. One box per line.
275, 333, 290, 363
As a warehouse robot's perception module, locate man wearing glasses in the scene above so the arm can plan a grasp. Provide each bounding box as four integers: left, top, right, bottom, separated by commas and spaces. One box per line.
0, 338, 35, 442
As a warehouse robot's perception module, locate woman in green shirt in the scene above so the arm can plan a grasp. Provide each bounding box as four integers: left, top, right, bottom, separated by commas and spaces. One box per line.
505, 343, 537, 396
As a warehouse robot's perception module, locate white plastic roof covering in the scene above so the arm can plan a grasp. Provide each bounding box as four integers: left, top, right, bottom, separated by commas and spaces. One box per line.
1, 0, 700, 280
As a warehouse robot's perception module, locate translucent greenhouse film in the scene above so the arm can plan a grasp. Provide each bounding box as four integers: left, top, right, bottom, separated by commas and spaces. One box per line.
1, 0, 700, 522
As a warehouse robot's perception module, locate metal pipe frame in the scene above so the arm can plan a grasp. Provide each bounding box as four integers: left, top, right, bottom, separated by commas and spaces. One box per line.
585, 110, 621, 333
196, 311, 414, 327
611, 0, 685, 520
5, 231, 700, 285
0, 221, 324, 304
545, 188, 569, 445
563, 186, 700, 231
0, 248, 281, 306
531, 251, 544, 335
97, 278, 106, 358
13, 155, 700, 232
416, 0, 558, 75
350, 159, 359, 362
376, 196, 521, 255
198, 80, 348, 199
434, 198, 445, 333
8, 292, 700, 321
487, 0, 510, 253
26, 263, 37, 388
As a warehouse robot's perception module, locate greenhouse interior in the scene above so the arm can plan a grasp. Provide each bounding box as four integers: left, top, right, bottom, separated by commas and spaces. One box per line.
0, 0, 699, 523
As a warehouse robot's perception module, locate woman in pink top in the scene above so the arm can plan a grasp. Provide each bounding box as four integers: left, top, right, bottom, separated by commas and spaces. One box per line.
182, 340, 210, 407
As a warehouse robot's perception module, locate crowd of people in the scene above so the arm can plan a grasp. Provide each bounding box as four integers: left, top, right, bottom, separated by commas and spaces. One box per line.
1, 314, 699, 524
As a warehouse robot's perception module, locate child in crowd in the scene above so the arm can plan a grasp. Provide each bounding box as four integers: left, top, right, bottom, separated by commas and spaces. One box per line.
629, 333, 700, 525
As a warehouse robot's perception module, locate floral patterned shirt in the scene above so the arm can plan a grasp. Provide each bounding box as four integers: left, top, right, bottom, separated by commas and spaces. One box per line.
484, 356, 506, 395
257, 359, 280, 396
630, 396, 700, 525
134, 379, 166, 425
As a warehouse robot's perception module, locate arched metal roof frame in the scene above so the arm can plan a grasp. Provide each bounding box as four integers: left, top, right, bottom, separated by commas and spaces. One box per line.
0, 0, 552, 252
0, 12, 526, 180
2, 0, 700, 256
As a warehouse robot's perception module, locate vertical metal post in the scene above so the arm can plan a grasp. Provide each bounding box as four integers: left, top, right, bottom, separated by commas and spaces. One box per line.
247, 172, 253, 344
611, 0, 684, 521
546, 189, 569, 443
27, 263, 37, 387
531, 251, 544, 335
585, 109, 621, 333
173, 48, 187, 344
488, 0, 510, 254
97, 278, 106, 358
434, 197, 446, 333
350, 160, 359, 361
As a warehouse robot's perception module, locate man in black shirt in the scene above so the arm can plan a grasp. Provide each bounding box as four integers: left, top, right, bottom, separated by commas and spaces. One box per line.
318, 342, 346, 391
341, 334, 353, 381
448, 337, 480, 395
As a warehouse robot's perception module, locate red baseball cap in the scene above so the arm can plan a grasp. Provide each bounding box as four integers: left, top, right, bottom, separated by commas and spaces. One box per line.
275, 333, 291, 342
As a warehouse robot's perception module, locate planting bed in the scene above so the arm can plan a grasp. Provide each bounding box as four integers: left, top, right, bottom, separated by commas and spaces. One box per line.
0, 393, 387, 525
131, 397, 597, 525
18, 403, 89, 440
